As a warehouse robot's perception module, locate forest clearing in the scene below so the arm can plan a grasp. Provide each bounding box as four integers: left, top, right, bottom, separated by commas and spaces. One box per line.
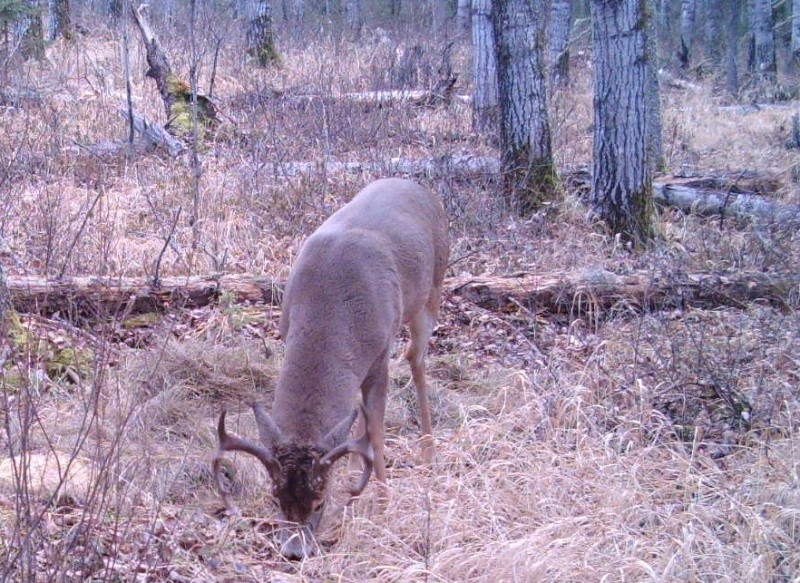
1, 2, 799, 581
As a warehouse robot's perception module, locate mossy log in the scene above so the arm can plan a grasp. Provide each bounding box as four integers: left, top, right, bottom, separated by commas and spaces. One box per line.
4, 270, 798, 321
130, 3, 218, 139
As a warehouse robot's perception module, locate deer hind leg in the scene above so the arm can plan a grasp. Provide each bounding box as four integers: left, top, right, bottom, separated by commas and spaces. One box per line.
406, 295, 439, 464
361, 354, 390, 486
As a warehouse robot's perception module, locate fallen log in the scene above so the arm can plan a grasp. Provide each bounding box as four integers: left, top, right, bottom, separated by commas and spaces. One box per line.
5, 270, 798, 321
5, 274, 283, 320
449, 270, 800, 317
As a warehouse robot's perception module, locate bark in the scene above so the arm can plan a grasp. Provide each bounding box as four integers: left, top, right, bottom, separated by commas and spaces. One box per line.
247, 0, 279, 67
591, 0, 656, 247
450, 270, 800, 316
48, 0, 72, 41
431, 0, 449, 35
700, 0, 721, 64
645, 0, 663, 172
493, 0, 559, 215
678, 0, 696, 69
548, 0, 572, 86
725, 1, 741, 95
793, 0, 800, 66
457, 0, 471, 32
749, 0, 776, 84
344, 0, 361, 37
6, 270, 797, 321
130, 4, 218, 139
471, 0, 499, 136
20, 0, 45, 61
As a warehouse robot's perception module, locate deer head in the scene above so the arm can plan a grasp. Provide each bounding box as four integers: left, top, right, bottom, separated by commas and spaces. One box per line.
212, 403, 373, 559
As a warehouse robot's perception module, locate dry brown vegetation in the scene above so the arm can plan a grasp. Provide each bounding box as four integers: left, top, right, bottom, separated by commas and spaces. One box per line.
1, 10, 800, 582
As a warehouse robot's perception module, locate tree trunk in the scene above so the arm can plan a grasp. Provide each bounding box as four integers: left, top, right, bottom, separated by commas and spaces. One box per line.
20, 0, 45, 61
247, 0, 279, 67
344, 0, 361, 37
591, 0, 656, 247
457, 0, 471, 32
645, 0, 663, 172
749, 0, 776, 84
5, 271, 797, 321
493, 0, 559, 215
48, 0, 72, 41
431, 0, 449, 36
725, 0, 741, 95
793, 0, 800, 66
471, 0, 499, 137
548, 0, 572, 87
678, 0, 696, 69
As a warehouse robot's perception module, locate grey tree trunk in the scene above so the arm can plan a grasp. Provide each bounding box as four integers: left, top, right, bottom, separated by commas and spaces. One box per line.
725, 0, 741, 95
548, 0, 572, 86
48, 0, 72, 41
591, 0, 656, 246
471, 0, 499, 136
678, 0, 696, 69
431, 0, 449, 35
457, 0, 471, 32
645, 0, 663, 172
493, 0, 559, 215
344, 0, 361, 36
699, 0, 722, 65
247, 0, 279, 67
749, 0, 776, 84
793, 0, 800, 66
20, 0, 45, 60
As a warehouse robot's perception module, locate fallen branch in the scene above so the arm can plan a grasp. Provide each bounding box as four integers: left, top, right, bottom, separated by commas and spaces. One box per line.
6, 270, 798, 321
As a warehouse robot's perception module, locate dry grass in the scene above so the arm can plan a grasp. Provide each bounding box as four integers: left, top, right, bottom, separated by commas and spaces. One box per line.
1, 12, 800, 582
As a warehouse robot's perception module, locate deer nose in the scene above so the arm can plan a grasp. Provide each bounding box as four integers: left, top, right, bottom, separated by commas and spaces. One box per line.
279, 525, 320, 560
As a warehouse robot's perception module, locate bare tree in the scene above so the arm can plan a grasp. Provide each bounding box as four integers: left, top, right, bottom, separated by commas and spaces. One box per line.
247, 0, 279, 67
591, 0, 656, 246
548, 0, 572, 87
492, 0, 559, 215
748, 0, 776, 85
645, 0, 663, 172
457, 0, 470, 32
20, 0, 45, 60
344, 0, 361, 36
431, 0, 450, 35
471, 0, 499, 136
678, 0, 696, 69
48, 0, 72, 40
725, 0, 742, 95
793, 0, 800, 67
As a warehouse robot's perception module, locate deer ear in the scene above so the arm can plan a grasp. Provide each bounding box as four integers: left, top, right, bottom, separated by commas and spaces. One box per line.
252, 402, 284, 447
321, 408, 359, 450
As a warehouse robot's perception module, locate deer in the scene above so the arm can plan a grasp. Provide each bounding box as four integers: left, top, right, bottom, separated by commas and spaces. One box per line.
212, 177, 449, 559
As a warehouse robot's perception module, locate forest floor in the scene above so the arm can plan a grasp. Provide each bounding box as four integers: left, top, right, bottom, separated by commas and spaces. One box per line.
1, 18, 799, 582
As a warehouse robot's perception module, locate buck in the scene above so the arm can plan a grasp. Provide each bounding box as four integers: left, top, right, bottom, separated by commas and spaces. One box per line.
212, 178, 449, 559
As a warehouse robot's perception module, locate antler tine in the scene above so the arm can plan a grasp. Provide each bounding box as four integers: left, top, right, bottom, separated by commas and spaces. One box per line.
214, 411, 281, 482
318, 405, 374, 496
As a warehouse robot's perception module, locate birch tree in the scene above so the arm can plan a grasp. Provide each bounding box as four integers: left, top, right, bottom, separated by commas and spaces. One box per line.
591, 0, 656, 246
247, 0, 279, 67
493, 0, 559, 215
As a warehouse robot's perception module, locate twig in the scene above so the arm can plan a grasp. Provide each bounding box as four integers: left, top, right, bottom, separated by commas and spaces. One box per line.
58, 190, 104, 279
152, 207, 182, 287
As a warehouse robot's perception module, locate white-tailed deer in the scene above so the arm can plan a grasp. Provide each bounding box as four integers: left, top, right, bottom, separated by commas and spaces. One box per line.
212, 178, 449, 559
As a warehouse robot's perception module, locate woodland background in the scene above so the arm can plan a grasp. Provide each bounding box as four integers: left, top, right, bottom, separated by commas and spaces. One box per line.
0, 1, 799, 581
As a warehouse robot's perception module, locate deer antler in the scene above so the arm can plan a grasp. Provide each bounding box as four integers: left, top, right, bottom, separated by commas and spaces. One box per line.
317, 406, 374, 496
212, 411, 281, 508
